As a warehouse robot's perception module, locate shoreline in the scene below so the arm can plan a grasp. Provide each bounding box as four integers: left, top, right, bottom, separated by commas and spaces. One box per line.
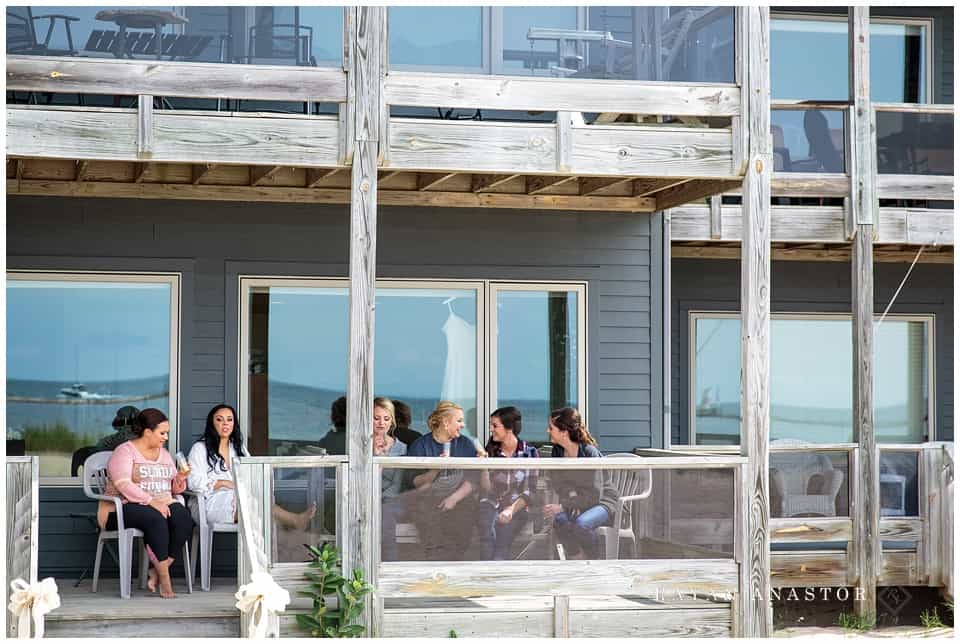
8, 393, 166, 405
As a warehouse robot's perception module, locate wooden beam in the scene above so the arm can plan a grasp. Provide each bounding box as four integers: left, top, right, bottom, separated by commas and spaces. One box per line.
250, 165, 284, 186
416, 172, 457, 191
709, 195, 722, 239
633, 178, 688, 197
739, 6, 772, 637
306, 167, 344, 188
346, 6, 384, 638
849, 6, 878, 625
133, 162, 149, 183
7, 106, 341, 168
671, 244, 954, 264
471, 173, 520, 193
770, 173, 850, 197
6, 54, 348, 103
526, 175, 578, 195
877, 174, 954, 201
556, 111, 582, 172
74, 160, 88, 182
655, 179, 741, 211
7, 179, 656, 212
192, 164, 216, 185
377, 170, 405, 183
671, 203, 953, 246
578, 176, 632, 196
137, 95, 153, 158
384, 72, 741, 116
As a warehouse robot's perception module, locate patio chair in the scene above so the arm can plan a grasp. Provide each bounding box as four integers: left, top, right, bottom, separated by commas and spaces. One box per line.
185, 488, 238, 591
7, 7, 80, 56
596, 453, 652, 559
82, 451, 193, 598
770, 448, 843, 518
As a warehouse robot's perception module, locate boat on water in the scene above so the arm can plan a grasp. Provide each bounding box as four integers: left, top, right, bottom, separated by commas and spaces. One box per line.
59, 384, 115, 400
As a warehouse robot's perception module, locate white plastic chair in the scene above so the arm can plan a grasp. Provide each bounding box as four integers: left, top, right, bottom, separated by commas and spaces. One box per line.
597, 453, 653, 559
82, 451, 193, 598
186, 485, 238, 591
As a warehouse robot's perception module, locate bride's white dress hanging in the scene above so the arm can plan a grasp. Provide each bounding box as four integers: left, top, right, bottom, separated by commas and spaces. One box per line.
440, 309, 475, 406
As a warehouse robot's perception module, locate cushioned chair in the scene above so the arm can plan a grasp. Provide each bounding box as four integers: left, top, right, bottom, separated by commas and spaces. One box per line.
596, 453, 652, 559
186, 488, 238, 591
82, 451, 193, 598
771, 448, 844, 518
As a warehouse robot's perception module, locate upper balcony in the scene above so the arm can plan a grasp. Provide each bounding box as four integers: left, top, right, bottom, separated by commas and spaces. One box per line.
6, 5, 745, 213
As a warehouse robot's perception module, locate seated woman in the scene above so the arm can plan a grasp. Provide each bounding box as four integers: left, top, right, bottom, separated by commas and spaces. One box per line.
185, 403, 315, 534
477, 406, 539, 560
186, 404, 247, 526
102, 408, 194, 598
542, 407, 617, 560
372, 397, 406, 561
405, 401, 485, 561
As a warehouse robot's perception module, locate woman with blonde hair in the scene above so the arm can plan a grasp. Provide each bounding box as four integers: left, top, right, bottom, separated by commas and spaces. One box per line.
405, 401, 485, 560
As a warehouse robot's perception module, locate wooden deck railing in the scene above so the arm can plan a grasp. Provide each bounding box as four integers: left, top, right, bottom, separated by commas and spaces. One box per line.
5, 456, 40, 638
234, 454, 750, 637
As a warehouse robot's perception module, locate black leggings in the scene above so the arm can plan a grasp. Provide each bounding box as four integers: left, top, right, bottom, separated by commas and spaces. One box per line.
106, 501, 194, 562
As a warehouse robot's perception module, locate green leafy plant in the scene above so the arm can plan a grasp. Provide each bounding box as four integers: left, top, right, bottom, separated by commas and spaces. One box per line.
448, 630, 458, 638
920, 607, 945, 629
836, 611, 873, 631
296, 543, 374, 638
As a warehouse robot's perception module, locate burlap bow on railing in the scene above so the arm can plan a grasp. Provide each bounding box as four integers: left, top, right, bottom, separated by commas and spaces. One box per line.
235, 571, 290, 638
8, 578, 60, 639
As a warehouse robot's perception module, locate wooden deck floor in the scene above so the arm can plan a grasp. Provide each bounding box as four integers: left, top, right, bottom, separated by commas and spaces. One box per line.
45, 577, 240, 637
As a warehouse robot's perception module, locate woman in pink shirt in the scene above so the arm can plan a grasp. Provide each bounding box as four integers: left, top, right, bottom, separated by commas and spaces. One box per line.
104, 408, 194, 598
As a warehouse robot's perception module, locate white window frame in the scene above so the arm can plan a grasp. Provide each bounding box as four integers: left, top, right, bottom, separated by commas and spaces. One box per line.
770, 11, 935, 104
7, 270, 182, 487
687, 311, 936, 446
487, 282, 588, 445
238, 277, 587, 452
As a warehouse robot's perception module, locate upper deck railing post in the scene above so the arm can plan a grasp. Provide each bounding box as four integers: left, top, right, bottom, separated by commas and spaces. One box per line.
737, 6, 773, 637
346, 5, 386, 637
849, 6, 879, 625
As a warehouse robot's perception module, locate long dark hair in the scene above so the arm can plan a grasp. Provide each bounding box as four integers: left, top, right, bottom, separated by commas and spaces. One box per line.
549, 407, 598, 447
200, 404, 246, 472
485, 406, 522, 454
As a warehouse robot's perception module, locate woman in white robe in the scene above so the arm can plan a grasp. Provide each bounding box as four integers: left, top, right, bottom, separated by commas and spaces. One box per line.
187, 404, 246, 525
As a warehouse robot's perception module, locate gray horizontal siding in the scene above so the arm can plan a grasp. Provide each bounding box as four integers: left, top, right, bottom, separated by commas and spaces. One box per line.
671, 259, 954, 446
8, 195, 657, 577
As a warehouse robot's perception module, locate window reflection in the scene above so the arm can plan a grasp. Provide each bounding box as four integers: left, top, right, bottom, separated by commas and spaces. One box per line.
389, 6, 484, 70
771, 16, 929, 102
245, 283, 479, 455
9, 5, 343, 66
692, 315, 931, 445
771, 109, 845, 173
876, 111, 953, 176
495, 289, 580, 437
6, 277, 175, 478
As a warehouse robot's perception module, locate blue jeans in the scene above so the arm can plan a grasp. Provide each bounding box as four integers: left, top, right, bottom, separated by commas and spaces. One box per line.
553, 505, 611, 559
476, 501, 530, 560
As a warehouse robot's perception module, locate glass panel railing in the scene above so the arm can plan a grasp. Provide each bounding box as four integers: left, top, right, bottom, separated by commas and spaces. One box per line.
771, 108, 846, 173
387, 6, 735, 82
378, 459, 737, 562
770, 450, 850, 520
270, 463, 340, 564
876, 110, 953, 176
7, 5, 344, 66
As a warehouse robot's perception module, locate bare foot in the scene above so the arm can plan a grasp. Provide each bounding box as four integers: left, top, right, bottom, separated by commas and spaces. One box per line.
147, 567, 158, 593
155, 557, 176, 599
293, 503, 317, 531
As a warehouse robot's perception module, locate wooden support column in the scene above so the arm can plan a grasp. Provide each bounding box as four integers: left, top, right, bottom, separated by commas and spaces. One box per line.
738, 6, 772, 637
346, 5, 385, 637
849, 6, 878, 625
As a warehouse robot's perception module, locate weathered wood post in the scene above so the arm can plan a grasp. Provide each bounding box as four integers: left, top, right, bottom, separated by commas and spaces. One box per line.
345, 5, 386, 636
738, 6, 773, 637
849, 7, 879, 624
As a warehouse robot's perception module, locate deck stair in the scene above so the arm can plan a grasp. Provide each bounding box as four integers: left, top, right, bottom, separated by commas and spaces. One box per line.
44, 577, 240, 637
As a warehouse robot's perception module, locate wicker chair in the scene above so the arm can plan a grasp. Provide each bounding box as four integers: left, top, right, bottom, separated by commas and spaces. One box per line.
771, 450, 843, 518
